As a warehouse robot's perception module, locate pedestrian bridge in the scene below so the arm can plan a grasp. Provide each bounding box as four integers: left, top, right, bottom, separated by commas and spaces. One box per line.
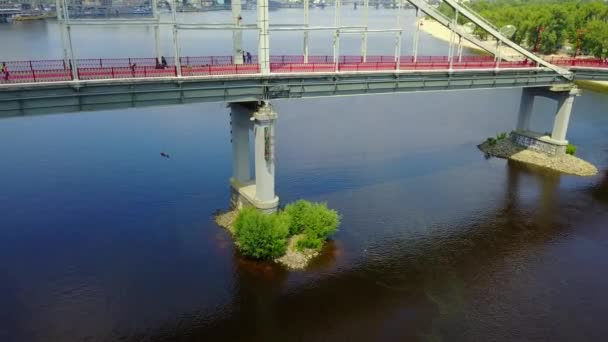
2, 0, 608, 212
0, 55, 607, 117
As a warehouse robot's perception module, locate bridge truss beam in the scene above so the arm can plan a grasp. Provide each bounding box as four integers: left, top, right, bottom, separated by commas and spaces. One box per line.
0, 69, 574, 118
412, 0, 572, 79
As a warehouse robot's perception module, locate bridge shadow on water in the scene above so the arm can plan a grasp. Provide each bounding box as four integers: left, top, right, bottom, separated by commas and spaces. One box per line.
140, 160, 608, 341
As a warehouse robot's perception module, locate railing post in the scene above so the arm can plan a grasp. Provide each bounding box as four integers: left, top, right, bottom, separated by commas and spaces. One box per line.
152, 0, 161, 61
361, 0, 369, 62
394, 0, 402, 71
232, 0, 243, 64
62, 0, 78, 81
303, 0, 309, 63
413, 7, 420, 64
457, 36, 463, 62
171, 0, 182, 77
448, 9, 459, 71
333, 0, 341, 72
56, 0, 69, 67
257, 0, 270, 74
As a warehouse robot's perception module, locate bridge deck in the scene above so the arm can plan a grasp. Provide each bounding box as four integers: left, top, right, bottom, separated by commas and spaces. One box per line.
1, 55, 606, 118
1, 55, 606, 86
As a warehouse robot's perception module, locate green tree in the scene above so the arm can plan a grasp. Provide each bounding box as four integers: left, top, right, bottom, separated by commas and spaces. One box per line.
581, 20, 608, 57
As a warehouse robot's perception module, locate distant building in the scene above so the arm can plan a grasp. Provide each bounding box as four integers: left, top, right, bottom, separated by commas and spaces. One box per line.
0, 0, 45, 9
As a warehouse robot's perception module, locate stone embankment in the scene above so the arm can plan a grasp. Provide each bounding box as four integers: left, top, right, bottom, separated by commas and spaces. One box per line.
214, 210, 318, 270
479, 138, 598, 176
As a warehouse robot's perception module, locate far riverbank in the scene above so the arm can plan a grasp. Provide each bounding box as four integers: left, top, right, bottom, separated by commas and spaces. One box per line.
419, 18, 608, 93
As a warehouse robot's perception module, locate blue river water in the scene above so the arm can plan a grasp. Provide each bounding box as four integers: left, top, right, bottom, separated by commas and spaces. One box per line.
1, 8, 608, 342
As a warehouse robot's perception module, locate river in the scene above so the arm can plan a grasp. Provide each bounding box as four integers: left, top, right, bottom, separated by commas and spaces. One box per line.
1, 8, 608, 342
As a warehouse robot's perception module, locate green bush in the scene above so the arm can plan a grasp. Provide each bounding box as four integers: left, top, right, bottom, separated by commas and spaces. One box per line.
486, 137, 497, 146
296, 235, 324, 250
284, 199, 312, 235
233, 200, 341, 258
497, 132, 507, 141
234, 208, 290, 259
291, 202, 341, 251
566, 143, 577, 155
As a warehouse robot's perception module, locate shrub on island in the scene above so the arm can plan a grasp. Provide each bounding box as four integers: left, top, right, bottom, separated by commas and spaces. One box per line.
234, 207, 290, 259
233, 200, 341, 259
285, 201, 340, 251
566, 143, 577, 155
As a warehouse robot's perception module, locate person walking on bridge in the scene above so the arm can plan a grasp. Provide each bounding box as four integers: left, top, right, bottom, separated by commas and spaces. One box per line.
2, 62, 8, 81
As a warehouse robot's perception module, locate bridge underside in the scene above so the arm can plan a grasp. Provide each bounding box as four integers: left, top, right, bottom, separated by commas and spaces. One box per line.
1, 68, 594, 118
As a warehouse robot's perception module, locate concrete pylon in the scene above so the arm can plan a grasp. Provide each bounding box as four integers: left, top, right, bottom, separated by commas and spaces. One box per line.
230, 104, 251, 183
229, 102, 279, 213
253, 103, 277, 205
516, 88, 534, 132
550, 89, 578, 143
511, 85, 580, 156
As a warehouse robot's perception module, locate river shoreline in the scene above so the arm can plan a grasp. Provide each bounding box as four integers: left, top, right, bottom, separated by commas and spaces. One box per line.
419, 18, 520, 58
419, 19, 608, 92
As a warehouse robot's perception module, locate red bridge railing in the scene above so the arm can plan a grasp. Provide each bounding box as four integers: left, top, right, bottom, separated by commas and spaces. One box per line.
547, 57, 608, 68
0, 55, 605, 85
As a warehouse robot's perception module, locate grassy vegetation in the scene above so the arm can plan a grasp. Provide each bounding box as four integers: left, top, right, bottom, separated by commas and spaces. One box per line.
233, 200, 341, 260
566, 143, 577, 155
486, 132, 509, 146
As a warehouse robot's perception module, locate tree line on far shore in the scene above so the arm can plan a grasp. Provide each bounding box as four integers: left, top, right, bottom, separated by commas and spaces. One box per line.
440, 0, 608, 57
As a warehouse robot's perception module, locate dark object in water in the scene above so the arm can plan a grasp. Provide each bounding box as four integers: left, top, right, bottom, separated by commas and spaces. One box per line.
160, 152, 170, 158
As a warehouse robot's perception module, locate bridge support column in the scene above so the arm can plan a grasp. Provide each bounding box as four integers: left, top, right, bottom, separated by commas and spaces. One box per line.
512, 86, 581, 156
516, 88, 534, 132
229, 102, 279, 213
550, 90, 577, 143
230, 104, 251, 184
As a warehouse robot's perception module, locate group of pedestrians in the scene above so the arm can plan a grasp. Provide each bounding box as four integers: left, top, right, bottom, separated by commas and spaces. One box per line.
155, 56, 168, 69
242, 51, 253, 64
2, 62, 8, 81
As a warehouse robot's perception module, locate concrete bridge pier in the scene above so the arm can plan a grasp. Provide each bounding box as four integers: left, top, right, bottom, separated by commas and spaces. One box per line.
229, 101, 279, 213
513, 86, 581, 155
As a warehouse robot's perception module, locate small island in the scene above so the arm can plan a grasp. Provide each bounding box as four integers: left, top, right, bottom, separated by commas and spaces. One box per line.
215, 200, 341, 269
479, 131, 598, 176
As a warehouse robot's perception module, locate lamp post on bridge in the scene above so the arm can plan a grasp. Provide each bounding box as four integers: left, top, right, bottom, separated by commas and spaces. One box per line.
496, 24, 516, 69
574, 29, 586, 61
533, 26, 545, 54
